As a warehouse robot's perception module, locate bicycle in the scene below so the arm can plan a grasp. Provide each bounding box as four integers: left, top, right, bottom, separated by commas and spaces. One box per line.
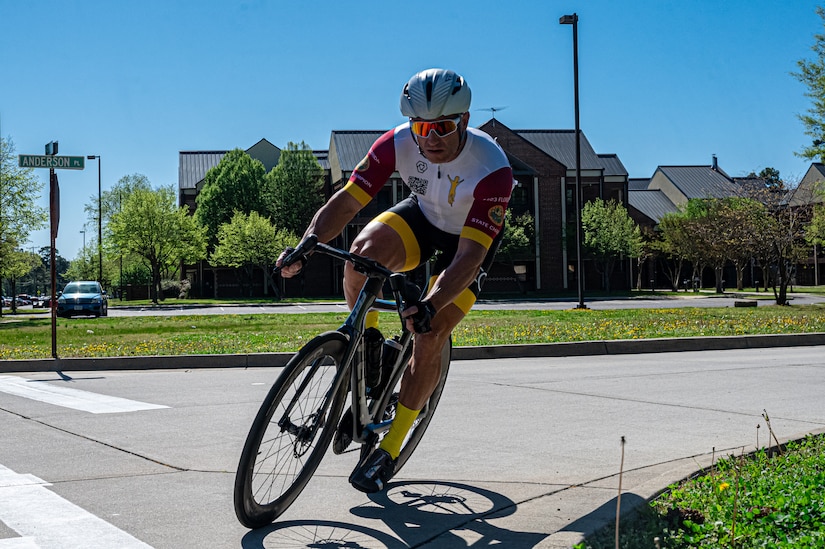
233, 234, 452, 529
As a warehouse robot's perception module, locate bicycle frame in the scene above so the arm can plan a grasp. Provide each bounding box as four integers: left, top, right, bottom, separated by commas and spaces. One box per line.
281, 236, 423, 450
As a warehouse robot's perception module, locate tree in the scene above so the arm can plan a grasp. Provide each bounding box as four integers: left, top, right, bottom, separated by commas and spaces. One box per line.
210, 211, 298, 297
0, 248, 40, 315
0, 137, 48, 301
581, 198, 641, 291
498, 212, 535, 260
793, 6, 825, 162
195, 149, 269, 248
266, 142, 325, 236
110, 185, 207, 303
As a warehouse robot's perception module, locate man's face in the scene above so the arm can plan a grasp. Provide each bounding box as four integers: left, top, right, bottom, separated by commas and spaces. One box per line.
411, 112, 469, 164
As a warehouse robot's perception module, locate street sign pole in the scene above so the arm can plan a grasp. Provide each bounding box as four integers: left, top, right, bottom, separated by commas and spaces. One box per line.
49, 168, 58, 359
18, 142, 84, 360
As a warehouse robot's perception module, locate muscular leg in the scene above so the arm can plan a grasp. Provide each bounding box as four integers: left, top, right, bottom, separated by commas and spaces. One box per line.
344, 219, 411, 309
398, 303, 464, 410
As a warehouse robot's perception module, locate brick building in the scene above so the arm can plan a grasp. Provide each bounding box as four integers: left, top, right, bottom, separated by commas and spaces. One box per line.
178, 122, 631, 298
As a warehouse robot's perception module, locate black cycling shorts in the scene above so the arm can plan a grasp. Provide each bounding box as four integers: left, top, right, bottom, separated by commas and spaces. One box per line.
371, 196, 504, 312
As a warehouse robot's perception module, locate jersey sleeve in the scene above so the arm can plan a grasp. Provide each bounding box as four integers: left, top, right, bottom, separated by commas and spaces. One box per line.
459, 166, 514, 249
342, 129, 397, 206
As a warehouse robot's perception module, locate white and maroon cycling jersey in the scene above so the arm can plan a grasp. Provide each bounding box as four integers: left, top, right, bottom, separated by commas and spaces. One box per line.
343, 123, 514, 250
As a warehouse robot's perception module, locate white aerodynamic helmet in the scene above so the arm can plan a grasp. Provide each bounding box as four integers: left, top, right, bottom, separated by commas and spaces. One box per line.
400, 68, 472, 119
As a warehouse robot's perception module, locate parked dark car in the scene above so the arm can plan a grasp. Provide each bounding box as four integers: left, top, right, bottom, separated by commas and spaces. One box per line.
57, 281, 108, 318
33, 295, 52, 308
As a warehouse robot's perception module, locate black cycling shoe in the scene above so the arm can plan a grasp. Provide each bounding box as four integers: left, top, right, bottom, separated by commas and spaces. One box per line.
332, 407, 354, 455
349, 448, 396, 493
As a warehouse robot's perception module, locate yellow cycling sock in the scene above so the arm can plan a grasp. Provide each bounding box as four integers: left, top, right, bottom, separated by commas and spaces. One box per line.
366, 310, 379, 330
379, 403, 420, 459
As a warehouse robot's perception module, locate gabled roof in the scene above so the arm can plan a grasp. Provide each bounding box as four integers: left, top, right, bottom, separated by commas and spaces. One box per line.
628, 189, 678, 223
652, 165, 740, 200
513, 130, 627, 176
786, 162, 825, 206
178, 139, 282, 191
329, 131, 385, 182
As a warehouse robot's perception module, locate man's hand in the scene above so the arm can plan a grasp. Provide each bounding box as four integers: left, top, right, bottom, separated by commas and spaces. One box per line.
402, 299, 437, 334
275, 247, 306, 279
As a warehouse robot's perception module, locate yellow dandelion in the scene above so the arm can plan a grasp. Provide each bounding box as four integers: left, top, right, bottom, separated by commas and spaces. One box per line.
718, 482, 730, 492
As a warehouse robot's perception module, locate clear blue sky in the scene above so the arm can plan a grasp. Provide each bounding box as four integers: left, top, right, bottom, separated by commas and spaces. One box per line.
1, 0, 822, 260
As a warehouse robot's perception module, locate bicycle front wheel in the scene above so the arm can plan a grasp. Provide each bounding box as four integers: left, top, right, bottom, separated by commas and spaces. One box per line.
234, 331, 349, 528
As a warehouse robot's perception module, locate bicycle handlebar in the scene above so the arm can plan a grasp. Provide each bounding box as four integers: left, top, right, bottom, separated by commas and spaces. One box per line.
275, 234, 423, 308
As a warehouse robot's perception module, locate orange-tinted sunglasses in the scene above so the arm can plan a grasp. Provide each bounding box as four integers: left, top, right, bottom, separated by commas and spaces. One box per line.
409, 115, 462, 138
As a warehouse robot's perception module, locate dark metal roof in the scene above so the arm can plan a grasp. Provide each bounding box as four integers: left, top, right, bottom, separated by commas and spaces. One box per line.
628, 178, 650, 191
178, 139, 282, 191
596, 153, 629, 177
313, 150, 330, 171
330, 130, 384, 171
628, 189, 678, 223
179, 151, 228, 190
514, 130, 627, 176
329, 131, 386, 183
655, 166, 740, 199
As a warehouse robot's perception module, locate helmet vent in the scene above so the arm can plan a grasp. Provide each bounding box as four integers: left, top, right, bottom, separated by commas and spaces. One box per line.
426, 80, 433, 101
452, 77, 464, 96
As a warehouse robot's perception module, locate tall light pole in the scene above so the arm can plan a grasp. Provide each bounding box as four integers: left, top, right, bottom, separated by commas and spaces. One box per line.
87, 155, 102, 282
80, 228, 86, 260
560, 13, 586, 309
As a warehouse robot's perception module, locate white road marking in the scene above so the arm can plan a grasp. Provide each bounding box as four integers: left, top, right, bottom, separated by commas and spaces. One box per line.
0, 463, 153, 548
0, 376, 168, 414
0, 537, 40, 548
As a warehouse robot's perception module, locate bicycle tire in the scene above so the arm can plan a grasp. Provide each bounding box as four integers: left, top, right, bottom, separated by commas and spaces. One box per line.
234, 331, 349, 528
363, 337, 452, 474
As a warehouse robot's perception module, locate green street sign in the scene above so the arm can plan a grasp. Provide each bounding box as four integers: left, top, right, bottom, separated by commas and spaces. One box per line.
18, 155, 85, 170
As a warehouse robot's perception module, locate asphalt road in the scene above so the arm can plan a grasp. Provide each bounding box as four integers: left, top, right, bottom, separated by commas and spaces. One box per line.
101, 291, 824, 316
1, 346, 824, 548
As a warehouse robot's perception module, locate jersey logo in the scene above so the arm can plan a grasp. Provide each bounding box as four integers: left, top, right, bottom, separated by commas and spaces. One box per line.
447, 175, 464, 206
416, 161, 428, 173
408, 176, 428, 195
488, 205, 505, 226
355, 155, 370, 172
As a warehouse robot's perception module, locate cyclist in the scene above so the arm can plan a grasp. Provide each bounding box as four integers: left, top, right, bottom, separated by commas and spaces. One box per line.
278, 68, 514, 493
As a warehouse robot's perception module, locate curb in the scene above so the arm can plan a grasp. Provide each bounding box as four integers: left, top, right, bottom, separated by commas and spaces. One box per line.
2, 332, 824, 373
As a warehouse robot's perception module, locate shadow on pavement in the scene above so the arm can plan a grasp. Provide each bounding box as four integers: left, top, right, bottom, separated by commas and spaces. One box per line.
560, 492, 647, 540
240, 480, 548, 548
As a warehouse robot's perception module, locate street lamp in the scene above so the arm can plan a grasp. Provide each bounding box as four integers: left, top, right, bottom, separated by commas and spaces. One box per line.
87, 155, 102, 283
559, 12, 587, 309
80, 229, 86, 259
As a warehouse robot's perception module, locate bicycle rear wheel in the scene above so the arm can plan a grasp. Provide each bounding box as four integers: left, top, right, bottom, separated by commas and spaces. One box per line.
234, 331, 349, 528
363, 337, 451, 474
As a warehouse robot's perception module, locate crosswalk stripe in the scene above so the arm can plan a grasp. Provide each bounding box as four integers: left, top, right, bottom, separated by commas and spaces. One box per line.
0, 376, 168, 414
0, 463, 154, 548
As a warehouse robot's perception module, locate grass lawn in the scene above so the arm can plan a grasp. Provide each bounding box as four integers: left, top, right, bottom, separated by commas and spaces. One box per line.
1, 304, 824, 360
578, 434, 825, 548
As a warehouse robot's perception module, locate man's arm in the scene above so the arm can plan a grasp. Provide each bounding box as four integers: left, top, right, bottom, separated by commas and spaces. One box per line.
303, 188, 363, 244
278, 189, 363, 278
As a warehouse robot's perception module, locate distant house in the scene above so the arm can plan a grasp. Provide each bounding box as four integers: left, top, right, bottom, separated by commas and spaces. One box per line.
178, 139, 282, 213
480, 121, 630, 292
786, 162, 825, 207
628, 156, 741, 227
